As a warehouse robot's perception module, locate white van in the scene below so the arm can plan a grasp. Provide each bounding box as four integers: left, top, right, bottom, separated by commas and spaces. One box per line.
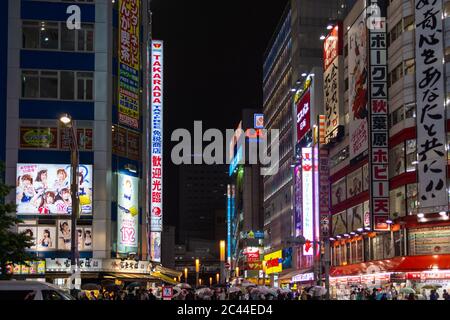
0, 280, 74, 300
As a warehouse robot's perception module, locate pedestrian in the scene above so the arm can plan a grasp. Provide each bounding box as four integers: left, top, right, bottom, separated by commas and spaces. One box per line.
350, 290, 356, 300
430, 289, 439, 300
443, 289, 449, 300
407, 293, 415, 300
301, 289, 308, 300
148, 289, 157, 300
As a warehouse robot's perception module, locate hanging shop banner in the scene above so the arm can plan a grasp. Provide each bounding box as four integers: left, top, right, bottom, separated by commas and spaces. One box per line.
16, 164, 93, 215
118, 0, 140, 129
319, 149, 330, 238
296, 89, 311, 143
368, 2, 389, 231
348, 11, 369, 161
294, 165, 303, 237
323, 23, 344, 142
302, 147, 314, 256
150, 40, 164, 234
20, 127, 58, 149
117, 173, 139, 254
415, 0, 447, 213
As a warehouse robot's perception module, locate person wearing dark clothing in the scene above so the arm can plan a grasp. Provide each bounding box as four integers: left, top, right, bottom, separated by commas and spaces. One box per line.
430, 290, 439, 300
407, 293, 415, 300
443, 289, 449, 300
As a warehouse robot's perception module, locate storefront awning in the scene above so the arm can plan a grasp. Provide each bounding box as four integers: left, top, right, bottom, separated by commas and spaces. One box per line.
103, 273, 157, 281
330, 255, 450, 277
278, 269, 309, 281
150, 271, 179, 285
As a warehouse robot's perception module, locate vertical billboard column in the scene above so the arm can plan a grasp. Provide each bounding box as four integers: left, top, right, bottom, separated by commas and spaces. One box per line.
302, 147, 314, 257
150, 40, 164, 262
368, 2, 390, 231
348, 11, 369, 162
415, 0, 448, 213
323, 23, 344, 144
118, 0, 140, 129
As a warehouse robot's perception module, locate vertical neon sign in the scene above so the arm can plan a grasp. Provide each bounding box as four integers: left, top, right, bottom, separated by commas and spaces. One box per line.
150, 40, 163, 262
302, 147, 313, 256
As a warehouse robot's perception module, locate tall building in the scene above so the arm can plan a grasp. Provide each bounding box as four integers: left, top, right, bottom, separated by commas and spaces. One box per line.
262, 0, 345, 287
227, 109, 264, 281
178, 163, 228, 243
1, 0, 179, 287
321, 0, 450, 299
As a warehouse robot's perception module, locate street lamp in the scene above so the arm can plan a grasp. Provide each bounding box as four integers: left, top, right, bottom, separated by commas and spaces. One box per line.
59, 113, 79, 295
209, 277, 213, 286
195, 258, 200, 287
216, 273, 220, 284
184, 267, 188, 283
235, 266, 239, 278
219, 240, 225, 284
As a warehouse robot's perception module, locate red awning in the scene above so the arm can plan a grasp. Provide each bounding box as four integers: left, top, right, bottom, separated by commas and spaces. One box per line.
330, 255, 450, 277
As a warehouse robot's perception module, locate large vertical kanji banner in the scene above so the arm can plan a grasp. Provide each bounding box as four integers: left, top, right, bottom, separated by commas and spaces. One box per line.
368, 2, 389, 231
119, 0, 140, 129
415, 0, 448, 213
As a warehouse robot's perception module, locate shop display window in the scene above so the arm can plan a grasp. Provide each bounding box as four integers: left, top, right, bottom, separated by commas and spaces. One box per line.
405, 140, 417, 172
406, 184, 418, 215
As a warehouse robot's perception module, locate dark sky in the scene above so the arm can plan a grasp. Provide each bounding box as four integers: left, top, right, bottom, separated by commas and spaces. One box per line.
150, 0, 289, 230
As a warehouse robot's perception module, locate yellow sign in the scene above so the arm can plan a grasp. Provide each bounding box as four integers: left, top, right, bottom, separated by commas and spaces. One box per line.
263, 250, 282, 275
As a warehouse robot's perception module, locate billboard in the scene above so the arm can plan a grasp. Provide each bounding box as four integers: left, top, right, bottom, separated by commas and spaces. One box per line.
296, 90, 311, 142
415, 0, 447, 213
319, 149, 330, 238
20, 127, 58, 149
302, 147, 314, 256
16, 164, 93, 215
294, 165, 303, 237
150, 40, 163, 234
264, 250, 283, 275
348, 11, 369, 160
150, 231, 161, 262
117, 173, 139, 254
118, 0, 140, 129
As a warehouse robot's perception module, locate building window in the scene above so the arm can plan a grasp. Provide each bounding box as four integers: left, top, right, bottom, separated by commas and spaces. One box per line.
403, 15, 415, 31
407, 183, 418, 215
389, 186, 406, 220
77, 72, 94, 100
388, 63, 403, 87
389, 143, 405, 178
405, 139, 417, 172
22, 21, 94, 52
22, 70, 94, 101
404, 58, 415, 75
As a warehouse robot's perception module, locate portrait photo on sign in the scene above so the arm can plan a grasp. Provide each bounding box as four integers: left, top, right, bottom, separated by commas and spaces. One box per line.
18, 226, 37, 250
37, 226, 56, 250
58, 220, 72, 250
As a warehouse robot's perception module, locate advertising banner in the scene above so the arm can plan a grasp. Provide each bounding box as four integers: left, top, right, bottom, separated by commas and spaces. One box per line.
368, 2, 389, 231
332, 211, 347, 236
20, 127, 58, 149
302, 147, 313, 256
150, 231, 161, 262
415, 0, 447, 213
150, 40, 164, 233
409, 226, 450, 256
296, 90, 311, 142
117, 173, 139, 254
16, 164, 93, 215
45, 258, 102, 272
348, 11, 369, 160
323, 23, 344, 142
118, 0, 140, 129
319, 149, 330, 238
264, 250, 283, 275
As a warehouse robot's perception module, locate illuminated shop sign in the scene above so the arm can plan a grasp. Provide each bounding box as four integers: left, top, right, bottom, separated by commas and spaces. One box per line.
302, 148, 313, 256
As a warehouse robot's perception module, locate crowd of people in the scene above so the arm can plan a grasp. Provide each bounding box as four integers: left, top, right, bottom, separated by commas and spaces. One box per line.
347, 287, 450, 300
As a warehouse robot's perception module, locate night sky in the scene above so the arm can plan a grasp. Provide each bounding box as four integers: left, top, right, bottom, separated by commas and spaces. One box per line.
151, 0, 289, 231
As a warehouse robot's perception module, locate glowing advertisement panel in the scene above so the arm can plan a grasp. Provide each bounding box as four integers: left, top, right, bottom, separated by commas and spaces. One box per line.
150, 40, 164, 261
118, 0, 140, 129
117, 173, 139, 254
302, 148, 313, 256
16, 164, 92, 215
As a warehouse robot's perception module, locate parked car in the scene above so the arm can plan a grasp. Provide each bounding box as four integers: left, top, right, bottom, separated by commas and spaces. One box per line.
0, 280, 74, 300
